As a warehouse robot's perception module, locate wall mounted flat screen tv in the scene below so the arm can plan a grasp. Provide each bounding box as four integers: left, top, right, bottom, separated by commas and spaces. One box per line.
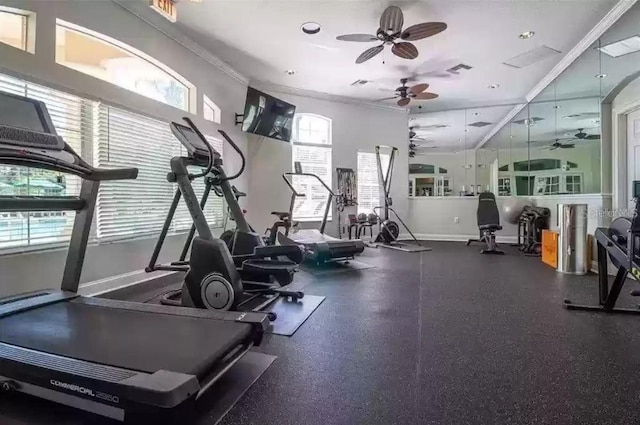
241, 87, 296, 142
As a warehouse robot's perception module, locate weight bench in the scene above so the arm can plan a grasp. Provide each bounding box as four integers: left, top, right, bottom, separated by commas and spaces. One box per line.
466, 192, 505, 255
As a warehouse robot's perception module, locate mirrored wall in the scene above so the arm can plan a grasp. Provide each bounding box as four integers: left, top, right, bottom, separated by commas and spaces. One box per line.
409, 2, 640, 197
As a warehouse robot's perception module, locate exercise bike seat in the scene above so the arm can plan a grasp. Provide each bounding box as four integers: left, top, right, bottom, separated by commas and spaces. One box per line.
271, 211, 291, 220
232, 245, 304, 265
241, 259, 298, 273
479, 224, 502, 231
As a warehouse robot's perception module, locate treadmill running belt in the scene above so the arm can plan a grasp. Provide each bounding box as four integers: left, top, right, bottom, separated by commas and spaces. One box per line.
0, 301, 251, 377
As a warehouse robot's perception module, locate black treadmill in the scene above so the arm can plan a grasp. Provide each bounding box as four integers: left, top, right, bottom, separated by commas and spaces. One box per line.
0, 91, 268, 421
278, 166, 365, 263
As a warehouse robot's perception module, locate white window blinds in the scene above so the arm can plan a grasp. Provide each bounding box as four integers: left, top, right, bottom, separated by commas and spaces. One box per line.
357, 152, 390, 215
0, 74, 88, 250
291, 113, 332, 221
94, 106, 225, 240
94, 106, 177, 239
0, 71, 225, 252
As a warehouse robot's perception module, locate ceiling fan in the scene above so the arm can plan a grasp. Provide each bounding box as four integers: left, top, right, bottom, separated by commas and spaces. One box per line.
377, 78, 438, 107
541, 139, 575, 150
574, 128, 600, 140
336, 5, 447, 64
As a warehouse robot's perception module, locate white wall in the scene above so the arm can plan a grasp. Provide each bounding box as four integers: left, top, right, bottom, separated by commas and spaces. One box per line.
246, 87, 409, 237
612, 75, 640, 111
407, 194, 609, 243
0, 0, 250, 294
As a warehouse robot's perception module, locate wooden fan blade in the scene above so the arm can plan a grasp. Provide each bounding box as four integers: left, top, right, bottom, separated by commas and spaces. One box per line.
356, 45, 384, 64
409, 83, 429, 94
380, 6, 403, 34
401, 22, 447, 41
414, 92, 439, 100
375, 96, 398, 102
585, 135, 600, 140
392, 42, 418, 60
336, 34, 379, 42
397, 98, 410, 107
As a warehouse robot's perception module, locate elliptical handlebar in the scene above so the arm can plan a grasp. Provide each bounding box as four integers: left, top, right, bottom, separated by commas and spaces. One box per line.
180, 118, 246, 184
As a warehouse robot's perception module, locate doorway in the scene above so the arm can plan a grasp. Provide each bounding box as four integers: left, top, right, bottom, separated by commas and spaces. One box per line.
627, 108, 640, 209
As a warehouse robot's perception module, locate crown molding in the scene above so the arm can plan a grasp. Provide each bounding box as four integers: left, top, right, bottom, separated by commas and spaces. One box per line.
252, 81, 407, 113
476, 0, 638, 151
112, 0, 248, 85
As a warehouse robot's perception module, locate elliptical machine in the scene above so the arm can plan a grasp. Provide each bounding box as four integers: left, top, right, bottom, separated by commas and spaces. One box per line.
371, 145, 430, 252
147, 118, 303, 315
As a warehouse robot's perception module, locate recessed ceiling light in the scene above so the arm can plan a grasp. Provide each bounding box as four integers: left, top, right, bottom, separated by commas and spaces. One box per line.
285, 70, 296, 75
564, 132, 573, 136
593, 119, 601, 124
301, 22, 321, 35
595, 73, 607, 79
488, 84, 500, 89
598, 35, 640, 58
519, 31, 535, 40
553, 105, 561, 109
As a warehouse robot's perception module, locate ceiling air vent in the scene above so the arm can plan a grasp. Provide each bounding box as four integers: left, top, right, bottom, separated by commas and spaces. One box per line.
350, 79, 369, 86
446, 63, 473, 75
468, 121, 492, 128
412, 124, 449, 130
503, 46, 561, 68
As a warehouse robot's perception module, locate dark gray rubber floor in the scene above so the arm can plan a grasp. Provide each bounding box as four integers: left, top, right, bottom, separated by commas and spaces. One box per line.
218, 242, 640, 425
6, 241, 640, 424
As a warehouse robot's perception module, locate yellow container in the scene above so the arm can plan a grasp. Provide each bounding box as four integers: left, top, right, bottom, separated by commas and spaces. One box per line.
542, 229, 558, 269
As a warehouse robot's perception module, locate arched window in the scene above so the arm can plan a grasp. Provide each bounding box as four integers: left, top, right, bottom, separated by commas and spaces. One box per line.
291, 113, 332, 221
55, 20, 193, 112
203, 94, 221, 124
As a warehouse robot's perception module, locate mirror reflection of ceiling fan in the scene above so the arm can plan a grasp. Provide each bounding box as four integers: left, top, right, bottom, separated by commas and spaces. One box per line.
377, 78, 439, 107
336, 6, 447, 64
543, 140, 575, 150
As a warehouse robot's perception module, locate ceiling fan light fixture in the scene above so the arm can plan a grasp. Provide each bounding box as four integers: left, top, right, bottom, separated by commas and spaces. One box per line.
301, 22, 321, 35
519, 31, 535, 40
595, 73, 607, 79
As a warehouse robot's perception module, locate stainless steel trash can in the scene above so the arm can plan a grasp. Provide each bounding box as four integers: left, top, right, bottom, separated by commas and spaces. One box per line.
557, 204, 588, 275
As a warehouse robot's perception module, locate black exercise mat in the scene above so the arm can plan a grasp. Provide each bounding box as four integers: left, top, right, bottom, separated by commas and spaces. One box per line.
265, 294, 325, 336
299, 259, 374, 276
0, 351, 275, 425
195, 351, 276, 424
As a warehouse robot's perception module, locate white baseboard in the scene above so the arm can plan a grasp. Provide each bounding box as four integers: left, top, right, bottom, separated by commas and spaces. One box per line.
79, 269, 179, 297
400, 233, 518, 244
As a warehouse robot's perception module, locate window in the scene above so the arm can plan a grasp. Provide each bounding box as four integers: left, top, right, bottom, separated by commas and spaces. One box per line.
565, 175, 582, 194
535, 175, 560, 195
498, 177, 511, 196
55, 20, 193, 112
291, 114, 332, 221
203, 95, 221, 124
0, 10, 28, 51
357, 152, 390, 214
0, 74, 87, 249
94, 107, 224, 240
0, 72, 224, 252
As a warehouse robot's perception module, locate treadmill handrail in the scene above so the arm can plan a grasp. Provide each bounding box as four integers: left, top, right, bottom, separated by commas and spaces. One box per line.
282, 172, 336, 197
0, 148, 138, 181
282, 171, 334, 235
